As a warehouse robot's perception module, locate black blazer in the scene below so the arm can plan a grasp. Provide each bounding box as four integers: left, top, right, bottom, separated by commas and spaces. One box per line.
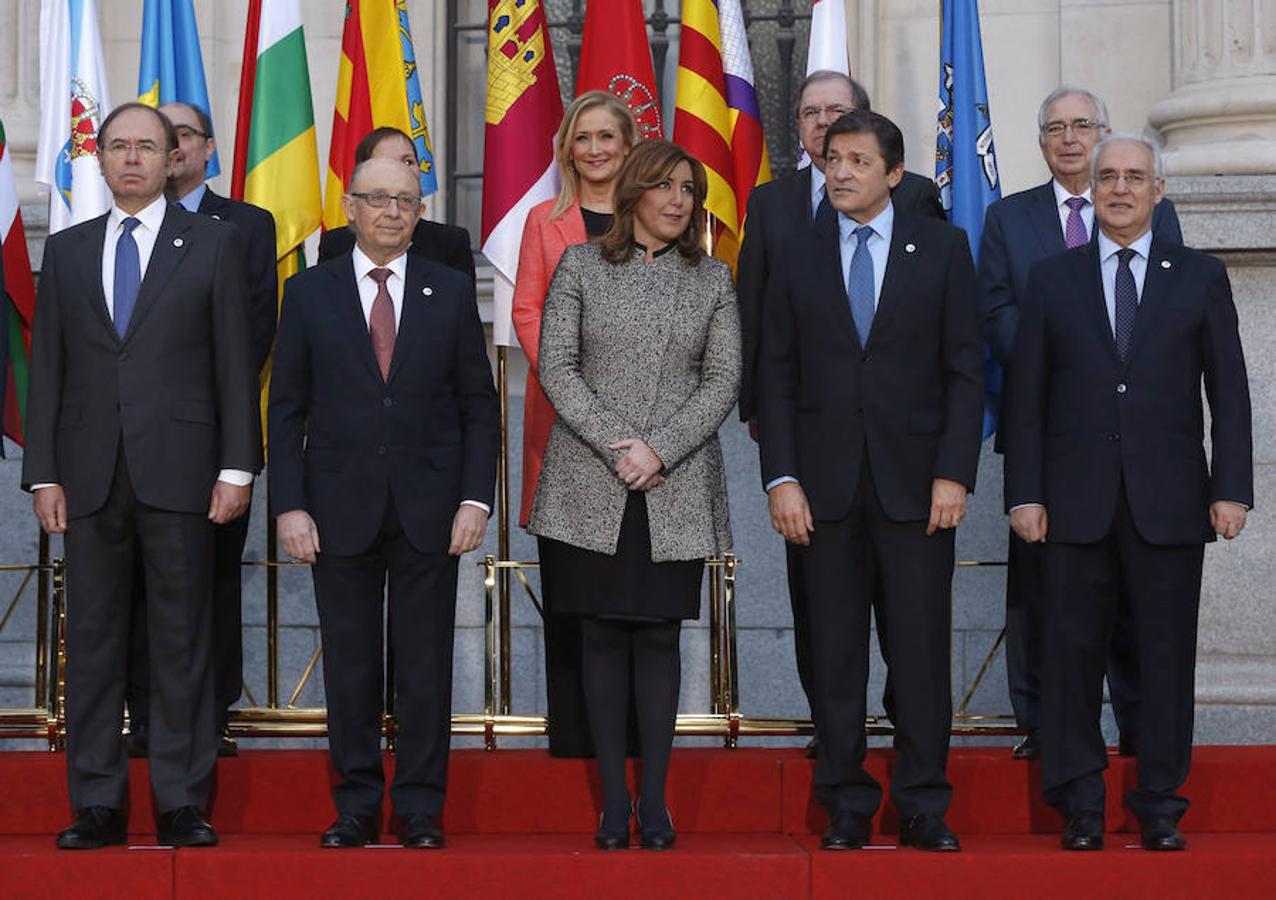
21, 206, 263, 517
197, 188, 278, 372
737, 167, 944, 422
1003, 240, 1252, 545
757, 211, 985, 523
268, 252, 499, 556
318, 219, 476, 284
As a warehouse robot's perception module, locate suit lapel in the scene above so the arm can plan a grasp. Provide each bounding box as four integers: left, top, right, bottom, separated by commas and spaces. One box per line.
1123, 239, 1174, 369
1027, 182, 1067, 257
76, 215, 116, 342
788, 167, 815, 227
866, 215, 919, 352
333, 257, 383, 383
1079, 243, 1122, 367
812, 218, 857, 343
121, 206, 193, 344
197, 187, 227, 220
552, 203, 587, 247
386, 257, 431, 385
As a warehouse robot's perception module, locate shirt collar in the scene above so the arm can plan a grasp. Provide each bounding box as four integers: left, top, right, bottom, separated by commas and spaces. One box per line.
1052, 178, 1092, 208
177, 182, 208, 213
1096, 226, 1153, 264
351, 244, 408, 284
107, 192, 169, 235
838, 199, 895, 244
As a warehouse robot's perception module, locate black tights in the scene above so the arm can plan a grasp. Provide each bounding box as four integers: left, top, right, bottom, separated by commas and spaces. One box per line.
580, 617, 681, 827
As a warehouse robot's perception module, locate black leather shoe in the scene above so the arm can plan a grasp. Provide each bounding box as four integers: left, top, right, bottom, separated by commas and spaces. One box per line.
1012, 733, 1040, 760
637, 805, 675, 851
594, 805, 631, 850
821, 811, 871, 850
804, 736, 819, 759
56, 807, 127, 849
217, 725, 238, 758
125, 722, 149, 759
321, 814, 379, 848
399, 813, 445, 849
1118, 734, 1137, 757
1139, 815, 1187, 851
899, 814, 961, 852
1061, 812, 1105, 851
157, 806, 218, 847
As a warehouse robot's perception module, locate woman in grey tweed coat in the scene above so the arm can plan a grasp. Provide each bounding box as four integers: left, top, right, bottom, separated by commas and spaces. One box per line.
529, 140, 741, 850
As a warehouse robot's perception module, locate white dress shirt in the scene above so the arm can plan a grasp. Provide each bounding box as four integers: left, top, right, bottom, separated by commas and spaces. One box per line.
1052, 179, 1094, 240
1097, 227, 1152, 333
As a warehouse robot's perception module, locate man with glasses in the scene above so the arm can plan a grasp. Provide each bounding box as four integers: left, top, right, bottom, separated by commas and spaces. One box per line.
22, 102, 261, 848
1004, 134, 1250, 851
978, 87, 1182, 761
268, 157, 498, 849
123, 101, 278, 759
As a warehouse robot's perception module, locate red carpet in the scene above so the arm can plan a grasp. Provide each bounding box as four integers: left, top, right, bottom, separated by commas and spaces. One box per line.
2, 746, 1275, 897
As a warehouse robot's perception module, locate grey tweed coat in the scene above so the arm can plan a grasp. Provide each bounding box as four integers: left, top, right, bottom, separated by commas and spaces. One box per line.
528, 242, 741, 562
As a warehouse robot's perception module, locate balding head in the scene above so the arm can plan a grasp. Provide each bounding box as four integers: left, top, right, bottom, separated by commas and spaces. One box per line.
342, 157, 422, 264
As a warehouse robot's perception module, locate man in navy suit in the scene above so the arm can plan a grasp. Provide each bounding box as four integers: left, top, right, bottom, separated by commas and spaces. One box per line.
268, 158, 498, 850
978, 87, 1182, 760
1004, 134, 1251, 851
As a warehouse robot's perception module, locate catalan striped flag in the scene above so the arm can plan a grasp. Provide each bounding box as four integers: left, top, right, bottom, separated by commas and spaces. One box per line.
230, 0, 322, 427
717, 0, 771, 267
481, 0, 563, 347
137, 0, 219, 177
1, 117, 37, 447
323, 0, 438, 231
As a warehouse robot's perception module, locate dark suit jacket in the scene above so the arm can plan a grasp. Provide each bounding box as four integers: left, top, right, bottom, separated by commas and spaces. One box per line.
197, 188, 278, 372
1003, 240, 1252, 545
318, 219, 476, 284
21, 206, 262, 517
268, 252, 499, 557
737, 167, 944, 422
757, 212, 985, 523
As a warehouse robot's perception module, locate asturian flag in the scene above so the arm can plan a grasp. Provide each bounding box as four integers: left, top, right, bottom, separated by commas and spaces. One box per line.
935, 0, 1002, 438
36, 0, 112, 234
481, 0, 563, 347
137, 0, 220, 177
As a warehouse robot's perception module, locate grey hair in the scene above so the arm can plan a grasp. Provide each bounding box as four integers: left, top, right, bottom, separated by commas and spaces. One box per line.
1037, 86, 1110, 143
347, 157, 422, 195
794, 70, 871, 118
1089, 132, 1166, 183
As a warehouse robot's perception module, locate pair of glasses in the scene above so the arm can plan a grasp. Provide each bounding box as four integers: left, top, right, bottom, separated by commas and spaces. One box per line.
174, 126, 209, 141
798, 103, 853, 123
1042, 118, 1101, 138
1095, 171, 1150, 188
350, 192, 423, 212
103, 140, 165, 158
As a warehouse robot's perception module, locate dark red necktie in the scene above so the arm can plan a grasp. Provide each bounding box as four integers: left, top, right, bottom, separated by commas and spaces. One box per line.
367, 267, 396, 379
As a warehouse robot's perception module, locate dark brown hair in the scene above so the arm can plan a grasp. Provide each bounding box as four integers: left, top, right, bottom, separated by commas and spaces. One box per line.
600, 139, 707, 265
98, 101, 178, 153
354, 126, 416, 165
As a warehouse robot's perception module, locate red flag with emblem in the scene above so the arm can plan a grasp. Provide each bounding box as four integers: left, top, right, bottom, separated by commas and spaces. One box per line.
576, 0, 663, 140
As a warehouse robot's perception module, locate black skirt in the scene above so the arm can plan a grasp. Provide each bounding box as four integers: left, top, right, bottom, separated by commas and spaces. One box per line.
538, 492, 704, 621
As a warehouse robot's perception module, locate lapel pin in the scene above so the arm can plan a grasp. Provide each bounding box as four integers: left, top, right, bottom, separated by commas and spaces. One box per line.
211, 214, 222, 220
905, 243, 916, 253
422, 286, 433, 296
1160, 260, 1171, 269
172, 237, 184, 248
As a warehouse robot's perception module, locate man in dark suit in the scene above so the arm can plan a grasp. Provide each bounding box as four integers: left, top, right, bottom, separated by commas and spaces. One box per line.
317, 127, 474, 282
124, 101, 279, 759
1004, 135, 1251, 852
269, 158, 498, 849
738, 71, 944, 750
758, 111, 984, 852
21, 102, 262, 848
980, 87, 1183, 761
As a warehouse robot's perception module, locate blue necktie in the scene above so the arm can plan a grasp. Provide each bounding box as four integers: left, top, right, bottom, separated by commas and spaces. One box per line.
1113, 247, 1138, 361
113, 217, 142, 339
815, 189, 834, 227
847, 225, 875, 347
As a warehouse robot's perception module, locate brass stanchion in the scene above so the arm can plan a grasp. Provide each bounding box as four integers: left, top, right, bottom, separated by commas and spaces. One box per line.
483, 554, 499, 750
266, 497, 279, 709
52, 558, 66, 750
34, 532, 49, 708
496, 347, 512, 717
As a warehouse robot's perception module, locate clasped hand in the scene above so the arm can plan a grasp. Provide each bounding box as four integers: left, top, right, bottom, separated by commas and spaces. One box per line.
609, 438, 664, 491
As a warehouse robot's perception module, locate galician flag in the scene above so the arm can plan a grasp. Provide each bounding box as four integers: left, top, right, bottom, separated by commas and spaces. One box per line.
35, 0, 112, 234
2, 117, 38, 447
323, 0, 439, 231
137, 0, 220, 177
481, 0, 563, 348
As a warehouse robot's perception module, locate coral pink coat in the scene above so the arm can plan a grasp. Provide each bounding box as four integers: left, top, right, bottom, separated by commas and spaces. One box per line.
512, 199, 587, 527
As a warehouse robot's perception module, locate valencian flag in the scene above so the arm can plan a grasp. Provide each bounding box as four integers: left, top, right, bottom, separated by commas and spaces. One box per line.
935, 0, 1002, 438
481, 0, 563, 347
230, 0, 322, 427
2, 117, 38, 448
137, 0, 220, 177
323, 0, 439, 231
35, 0, 112, 235
576, 0, 663, 140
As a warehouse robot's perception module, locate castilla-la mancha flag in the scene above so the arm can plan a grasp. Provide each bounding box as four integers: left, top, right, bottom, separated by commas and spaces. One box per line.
481, 0, 563, 347
576, 0, 662, 140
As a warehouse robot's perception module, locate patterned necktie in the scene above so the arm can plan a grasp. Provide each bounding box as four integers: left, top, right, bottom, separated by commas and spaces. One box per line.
846, 225, 876, 347
1063, 196, 1089, 248
815, 189, 835, 227
367, 267, 396, 380
113, 217, 142, 339
1113, 248, 1138, 361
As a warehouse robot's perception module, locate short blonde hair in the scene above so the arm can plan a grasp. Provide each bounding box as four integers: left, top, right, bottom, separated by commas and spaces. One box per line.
549, 91, 638, 220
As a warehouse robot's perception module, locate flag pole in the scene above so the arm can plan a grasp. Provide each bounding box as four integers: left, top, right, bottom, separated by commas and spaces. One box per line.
497, 346, 512, 717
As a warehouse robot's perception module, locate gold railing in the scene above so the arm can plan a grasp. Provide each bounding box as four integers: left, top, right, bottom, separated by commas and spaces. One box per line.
0, 533, 65, 748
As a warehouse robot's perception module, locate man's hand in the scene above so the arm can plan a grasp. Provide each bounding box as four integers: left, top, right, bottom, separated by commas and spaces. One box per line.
926, 478, 968, 535
33, 486, 68, 535
278, 509, 321, 564
208, 481, 251, 524
1210, 500, 1248, 540
769, 481, 814, 546
609, 438, 664, 491
449, 504, 489, 556
1010, 505, 1048, 544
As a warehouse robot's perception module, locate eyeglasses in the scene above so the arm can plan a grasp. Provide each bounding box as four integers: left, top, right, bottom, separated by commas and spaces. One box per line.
173, 126, 209, 141
349, 191, 423, 213
1095, 170, 1151, 189
799, 103, 853, 123
1042, 118, 1102, 138
103, 140, 165, 158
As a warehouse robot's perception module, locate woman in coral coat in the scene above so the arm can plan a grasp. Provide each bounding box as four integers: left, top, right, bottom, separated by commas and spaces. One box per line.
512, 91, 637, 758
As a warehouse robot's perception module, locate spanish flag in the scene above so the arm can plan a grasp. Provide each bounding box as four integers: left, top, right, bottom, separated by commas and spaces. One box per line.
323, 0, 439, 231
